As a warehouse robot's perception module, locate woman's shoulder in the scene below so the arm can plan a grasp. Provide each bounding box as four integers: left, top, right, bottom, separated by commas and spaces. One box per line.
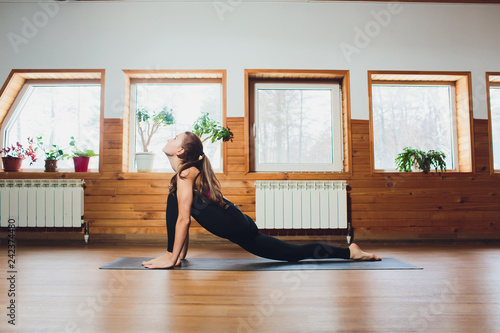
178, 166, 200, 181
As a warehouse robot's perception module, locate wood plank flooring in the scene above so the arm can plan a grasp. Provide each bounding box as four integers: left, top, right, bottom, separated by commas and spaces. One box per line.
1, 240, 499, 332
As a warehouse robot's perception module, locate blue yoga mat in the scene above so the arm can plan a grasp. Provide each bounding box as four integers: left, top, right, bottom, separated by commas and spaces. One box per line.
99, 257, 422, 271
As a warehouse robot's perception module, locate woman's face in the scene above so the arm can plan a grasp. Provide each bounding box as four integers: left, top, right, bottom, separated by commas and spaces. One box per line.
162, 133, 185, 157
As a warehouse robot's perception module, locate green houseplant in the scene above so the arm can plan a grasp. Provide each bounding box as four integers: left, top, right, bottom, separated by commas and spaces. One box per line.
395, 147, 447, 174
69, 136, 99, 172
192, 112, 234, 143
35, 136, 68, 172
135, 106, 175, 172
1, 138, 37, 172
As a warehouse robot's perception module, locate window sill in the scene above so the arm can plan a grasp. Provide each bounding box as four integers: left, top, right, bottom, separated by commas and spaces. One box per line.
370, 170, 474, 177
241, 171, 352, 180
0, 170, 101, 179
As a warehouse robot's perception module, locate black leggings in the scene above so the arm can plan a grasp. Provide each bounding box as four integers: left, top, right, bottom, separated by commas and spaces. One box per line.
166, 194, 350, 262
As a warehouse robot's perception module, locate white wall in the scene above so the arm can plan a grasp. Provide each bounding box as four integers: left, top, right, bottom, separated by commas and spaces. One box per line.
0, 1, 499, 119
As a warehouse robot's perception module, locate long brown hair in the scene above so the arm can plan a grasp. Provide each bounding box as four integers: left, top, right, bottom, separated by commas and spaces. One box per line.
168, 131, 225, 207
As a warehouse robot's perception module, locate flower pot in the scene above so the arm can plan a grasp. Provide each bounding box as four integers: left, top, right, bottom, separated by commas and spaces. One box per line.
73, 156, 90, 172
135, 152, 155, 172
2, 157, 23, 172
44, 159, 58, 172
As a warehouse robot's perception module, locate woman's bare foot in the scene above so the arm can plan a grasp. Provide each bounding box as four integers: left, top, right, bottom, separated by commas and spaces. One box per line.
142, 252, 182, 267
142, 252, 171, 266
349, 243, 381, 261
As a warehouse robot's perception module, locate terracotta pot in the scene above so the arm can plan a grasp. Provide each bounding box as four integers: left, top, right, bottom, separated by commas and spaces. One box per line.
44, 159, 58, 172
2, 156, 23, 172
73, 156, 90, 172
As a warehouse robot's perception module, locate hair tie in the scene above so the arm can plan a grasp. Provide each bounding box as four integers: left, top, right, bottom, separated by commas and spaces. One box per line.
198, 152, 204, 160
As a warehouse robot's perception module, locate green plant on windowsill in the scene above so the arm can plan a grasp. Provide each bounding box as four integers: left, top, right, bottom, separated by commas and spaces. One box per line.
192, 112, 234, 143
35, 136, 68, 160
69, 136, 99, 158
395, 147, 447, 174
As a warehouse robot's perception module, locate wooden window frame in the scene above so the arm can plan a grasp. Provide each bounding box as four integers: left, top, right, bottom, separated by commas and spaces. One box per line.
244, 69, 352, 178
368, 70, 474, 174
122, 69, 228, 174
486, 72, 500, 175
0, 69, 105, 173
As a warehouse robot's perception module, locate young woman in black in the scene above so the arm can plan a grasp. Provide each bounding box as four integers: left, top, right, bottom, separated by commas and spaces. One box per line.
143, 132, 380, 269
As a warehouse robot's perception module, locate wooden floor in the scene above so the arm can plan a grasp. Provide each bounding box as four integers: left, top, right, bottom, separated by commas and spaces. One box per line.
1, 239, 499, 333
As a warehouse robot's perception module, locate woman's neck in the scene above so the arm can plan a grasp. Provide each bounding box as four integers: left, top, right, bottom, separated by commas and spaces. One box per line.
167, 154, 181, 173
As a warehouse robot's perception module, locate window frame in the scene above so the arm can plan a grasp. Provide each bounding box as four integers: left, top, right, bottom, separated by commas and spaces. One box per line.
0, 69, 105, 173
252, 82, 343, 172
123, 70, 228, 174
486, 72, 500, 175
368, 71, 475, 175
1, 79, 102, 171
245, 69, 352, 177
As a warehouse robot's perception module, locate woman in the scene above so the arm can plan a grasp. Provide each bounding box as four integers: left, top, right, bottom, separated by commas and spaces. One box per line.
143, 132, 380, 269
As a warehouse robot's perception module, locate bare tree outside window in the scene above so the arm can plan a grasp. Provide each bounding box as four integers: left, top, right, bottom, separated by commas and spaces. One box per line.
4, 85, 101, 170
253, 84, 342, 172
372, 85, 455, 171
257, 89, 333, 164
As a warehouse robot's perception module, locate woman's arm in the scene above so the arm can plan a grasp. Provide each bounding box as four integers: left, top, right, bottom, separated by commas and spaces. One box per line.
166, 171, 194, 268
180, 233, 189, 259
145, 169, 195, 269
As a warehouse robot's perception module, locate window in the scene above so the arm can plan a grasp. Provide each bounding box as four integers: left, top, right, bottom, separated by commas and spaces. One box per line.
372, 84, 457, 170
487, 73, 500, 172
369, 72, 474, 173
125, 70, 226, 172
0, 70, 104, 172
252, 83, 343, 172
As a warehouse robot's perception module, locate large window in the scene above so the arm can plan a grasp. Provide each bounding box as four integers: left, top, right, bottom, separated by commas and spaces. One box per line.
127, 72, 225, 172
252, 83, 343, 172
1, 79, 101, 170
372, 84, 457, 170
487, 74, 500, 172
369, 72, 474, 173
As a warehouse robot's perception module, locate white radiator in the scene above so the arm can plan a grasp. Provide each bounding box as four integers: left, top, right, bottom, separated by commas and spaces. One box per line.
255, 181, 348, 229
0, 179, 84, 228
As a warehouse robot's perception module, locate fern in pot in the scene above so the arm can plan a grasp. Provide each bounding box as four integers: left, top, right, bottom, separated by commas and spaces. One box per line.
395, 147, 447, 174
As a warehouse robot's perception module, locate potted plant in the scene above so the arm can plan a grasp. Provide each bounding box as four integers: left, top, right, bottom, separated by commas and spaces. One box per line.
135, 106, 174, 172
69, 136, 99, 172
1, 138, 37, 172
35, 136, 68, 172
395, 147, 447, 174
192, 112, 234, 143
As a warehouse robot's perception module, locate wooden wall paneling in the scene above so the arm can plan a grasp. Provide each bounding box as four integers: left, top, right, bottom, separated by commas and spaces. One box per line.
102, 119, 124, 172
348, 119, 499, 238
2, 111, 499, 240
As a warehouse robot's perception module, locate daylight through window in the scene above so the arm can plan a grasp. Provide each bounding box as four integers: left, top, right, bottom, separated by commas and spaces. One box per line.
371, 84, 457, 171
2, 83, 101, 170
130, 83, 223, 172
252, 83, 343, 172
490, 86, 500, 170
